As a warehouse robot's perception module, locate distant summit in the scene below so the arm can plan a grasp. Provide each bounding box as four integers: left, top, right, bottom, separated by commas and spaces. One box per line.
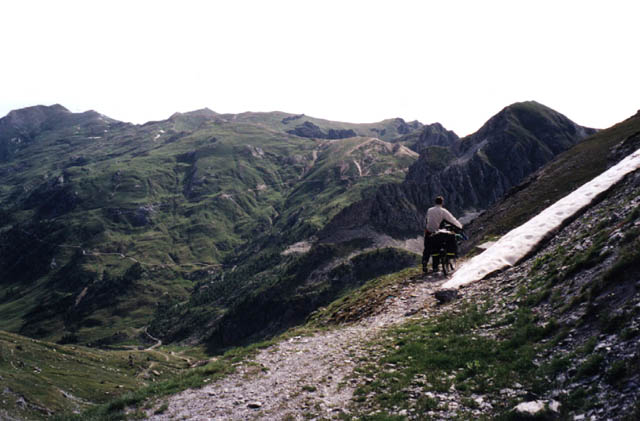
399, 122, 459, 153
0, 104, 115, 161
319, 101, 597, 239
169, 107, 218, 120
404, 100, 597, 215
2, 104, 70, 133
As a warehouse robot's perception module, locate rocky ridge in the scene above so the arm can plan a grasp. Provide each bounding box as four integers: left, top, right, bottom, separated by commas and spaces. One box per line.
319, 101, 596, 240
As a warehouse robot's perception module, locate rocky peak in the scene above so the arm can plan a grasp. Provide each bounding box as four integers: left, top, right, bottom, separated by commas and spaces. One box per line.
0, 104, 117, 162
458, 101, 596, 155
181, 108, 218, 118
1, 104, 70, 135
413, 122, 459, 151
168, 108, 220, 129
319, 101, 597, 240
403, 101, 595, 210
395, 118, 422, 135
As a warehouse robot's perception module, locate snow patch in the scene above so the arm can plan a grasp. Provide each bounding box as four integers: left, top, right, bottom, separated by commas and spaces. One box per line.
443, 147, 640, 289
476, 241, 496, 250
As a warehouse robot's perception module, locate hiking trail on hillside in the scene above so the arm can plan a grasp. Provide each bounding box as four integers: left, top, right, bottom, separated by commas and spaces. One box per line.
146, 147, 640, 420
147, 275, 449, 420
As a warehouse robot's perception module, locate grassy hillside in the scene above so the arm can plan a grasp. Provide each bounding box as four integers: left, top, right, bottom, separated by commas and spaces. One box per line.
0, 106, 419, 347
0, 330, 202, 420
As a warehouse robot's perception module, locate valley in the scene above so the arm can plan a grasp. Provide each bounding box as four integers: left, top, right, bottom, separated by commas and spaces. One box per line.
0, 102, 638, 420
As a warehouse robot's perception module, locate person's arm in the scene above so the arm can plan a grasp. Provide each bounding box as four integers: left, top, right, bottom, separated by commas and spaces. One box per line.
442, 208, 462, 229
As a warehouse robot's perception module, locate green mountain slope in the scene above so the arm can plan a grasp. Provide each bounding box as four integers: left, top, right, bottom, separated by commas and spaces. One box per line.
0, 329, 197, 420
148, 102, 600, 352
0, 105, 420, 347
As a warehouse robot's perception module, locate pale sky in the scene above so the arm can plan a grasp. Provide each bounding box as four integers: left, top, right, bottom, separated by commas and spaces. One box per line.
2, 0, 638, 136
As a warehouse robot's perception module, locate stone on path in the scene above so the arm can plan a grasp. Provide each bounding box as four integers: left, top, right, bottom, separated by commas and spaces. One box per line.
434, 288, 459, 304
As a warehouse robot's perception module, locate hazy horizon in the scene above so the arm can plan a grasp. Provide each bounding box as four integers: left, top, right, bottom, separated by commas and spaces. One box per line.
2, 0, 638, 136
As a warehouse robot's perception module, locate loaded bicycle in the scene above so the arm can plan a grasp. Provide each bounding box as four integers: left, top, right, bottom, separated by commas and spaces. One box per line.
428, 222, 466, 277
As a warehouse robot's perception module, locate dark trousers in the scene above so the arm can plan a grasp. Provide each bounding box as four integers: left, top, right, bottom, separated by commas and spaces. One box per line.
422, 234, 433, 271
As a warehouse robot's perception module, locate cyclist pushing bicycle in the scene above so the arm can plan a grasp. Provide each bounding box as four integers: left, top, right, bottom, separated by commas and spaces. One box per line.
422, 195, 463, 274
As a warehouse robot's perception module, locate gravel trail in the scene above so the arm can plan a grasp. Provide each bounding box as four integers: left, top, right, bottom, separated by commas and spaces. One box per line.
147, 274, 448, 420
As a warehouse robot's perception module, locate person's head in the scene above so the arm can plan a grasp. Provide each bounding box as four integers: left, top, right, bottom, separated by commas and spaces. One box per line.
435, 196, 444, 205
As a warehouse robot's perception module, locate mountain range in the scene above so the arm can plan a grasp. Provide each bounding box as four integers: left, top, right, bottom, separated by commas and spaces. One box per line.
0, 102, 594, 349
1, 100, 639, 420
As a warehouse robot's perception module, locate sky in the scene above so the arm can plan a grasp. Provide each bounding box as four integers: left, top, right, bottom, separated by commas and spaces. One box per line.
2, 0, 639, 136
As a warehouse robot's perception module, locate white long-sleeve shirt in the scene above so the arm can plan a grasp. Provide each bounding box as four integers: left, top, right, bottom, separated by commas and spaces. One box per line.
426, 205, 462, 233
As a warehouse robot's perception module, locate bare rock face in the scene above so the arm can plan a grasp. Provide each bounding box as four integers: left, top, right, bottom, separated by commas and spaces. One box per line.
133, 205, 155, 227
404, 101, 596, 216
287, 121, 356, 140
281, 114, 304, 124
319, 101, 596, 240
22, 173, 80, 219
412, 122, 459, 152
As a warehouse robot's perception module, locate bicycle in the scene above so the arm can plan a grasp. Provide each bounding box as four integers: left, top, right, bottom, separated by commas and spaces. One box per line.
429, 224, 466, 277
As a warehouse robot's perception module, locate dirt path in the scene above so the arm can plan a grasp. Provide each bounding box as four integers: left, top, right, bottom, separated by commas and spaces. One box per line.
144, 328, 163, 351
147, 274, 448, 420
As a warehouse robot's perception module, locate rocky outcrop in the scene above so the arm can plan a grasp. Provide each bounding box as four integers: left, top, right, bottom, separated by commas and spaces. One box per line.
395, 118, 422, 135
461, 108, 640, 255
412, 122, 459, 151
407, 102, 596, 213
281, 114, 304, 124
287, 121, 356, 139
319, 102, 597, 240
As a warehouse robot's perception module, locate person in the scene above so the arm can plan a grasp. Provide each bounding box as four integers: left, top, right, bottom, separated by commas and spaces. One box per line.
422, 196, 463, 273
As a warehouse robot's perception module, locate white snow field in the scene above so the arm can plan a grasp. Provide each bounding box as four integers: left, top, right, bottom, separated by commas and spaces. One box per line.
443, 147, 640, 289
